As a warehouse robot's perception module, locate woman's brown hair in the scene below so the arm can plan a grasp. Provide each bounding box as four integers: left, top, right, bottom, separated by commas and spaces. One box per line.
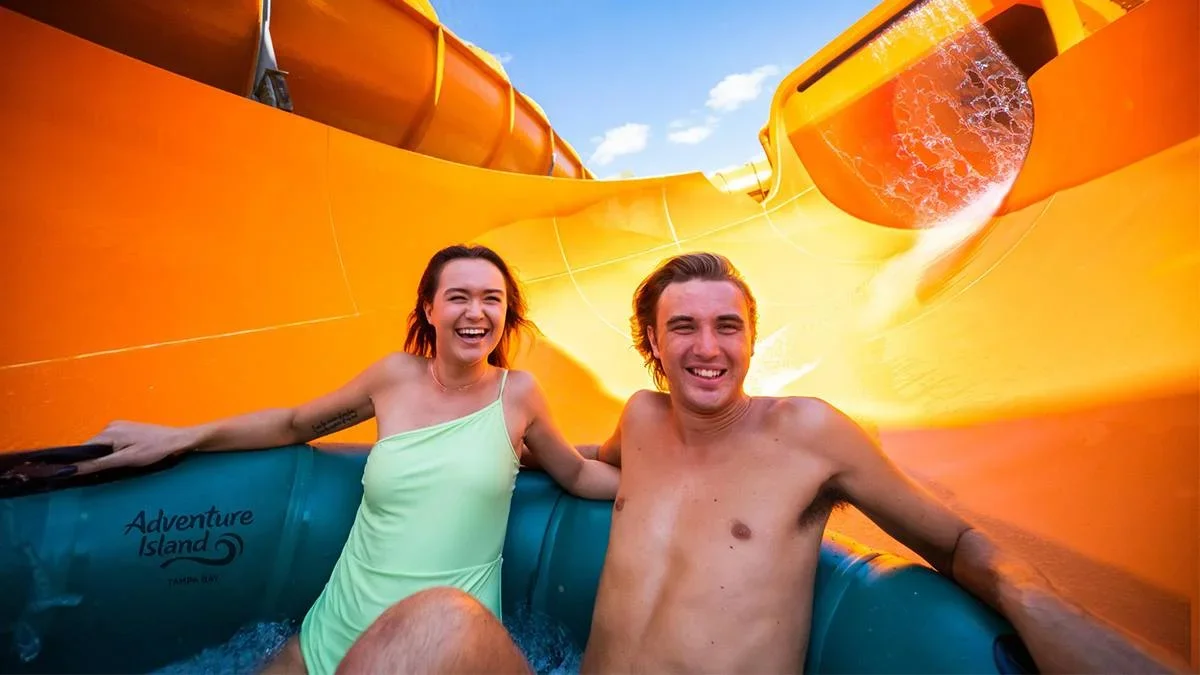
404, 244, 534, 368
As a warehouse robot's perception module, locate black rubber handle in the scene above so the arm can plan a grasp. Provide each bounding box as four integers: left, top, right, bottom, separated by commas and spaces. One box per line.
0, 443, 183, 500
0, 443, 113, 471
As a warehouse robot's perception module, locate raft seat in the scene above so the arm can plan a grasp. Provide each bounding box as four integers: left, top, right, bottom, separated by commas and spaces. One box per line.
1, 445, 1034, 674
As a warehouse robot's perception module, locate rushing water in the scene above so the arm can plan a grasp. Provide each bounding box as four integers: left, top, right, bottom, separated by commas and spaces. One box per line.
814, 0, 1037, 331
821, 0, 1034, 229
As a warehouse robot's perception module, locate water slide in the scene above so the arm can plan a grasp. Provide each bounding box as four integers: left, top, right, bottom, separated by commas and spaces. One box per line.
1, 0, 1196, 666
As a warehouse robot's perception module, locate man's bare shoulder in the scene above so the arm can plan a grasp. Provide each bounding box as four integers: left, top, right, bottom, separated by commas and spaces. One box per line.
762, 396, 882, 464
758, 396, 862, 442
621, 388, 670, 421
758, 395, 831, 429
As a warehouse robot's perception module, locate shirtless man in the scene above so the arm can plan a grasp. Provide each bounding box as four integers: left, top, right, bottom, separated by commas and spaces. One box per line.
334, 252, 1187, 674
575, 252, 1188, 674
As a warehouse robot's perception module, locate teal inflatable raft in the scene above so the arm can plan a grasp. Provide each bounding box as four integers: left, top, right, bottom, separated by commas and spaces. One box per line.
1, 445, 1035, 674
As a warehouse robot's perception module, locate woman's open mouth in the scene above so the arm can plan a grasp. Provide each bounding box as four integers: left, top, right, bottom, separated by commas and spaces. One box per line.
455, 327, 490, 344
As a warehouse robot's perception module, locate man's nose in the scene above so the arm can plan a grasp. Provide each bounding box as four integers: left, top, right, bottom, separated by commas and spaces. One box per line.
465, 299, 484, 318
693, 329, 720, 358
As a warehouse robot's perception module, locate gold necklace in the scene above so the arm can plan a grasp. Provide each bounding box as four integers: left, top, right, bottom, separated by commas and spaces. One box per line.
429, 360, 485, 392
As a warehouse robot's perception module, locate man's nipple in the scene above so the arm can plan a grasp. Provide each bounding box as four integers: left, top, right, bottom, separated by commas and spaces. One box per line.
731, 520, 752, 540
614, 497, 625, 512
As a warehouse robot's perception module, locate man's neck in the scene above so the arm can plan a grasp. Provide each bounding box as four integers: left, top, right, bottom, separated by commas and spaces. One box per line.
671, 392, 754, 446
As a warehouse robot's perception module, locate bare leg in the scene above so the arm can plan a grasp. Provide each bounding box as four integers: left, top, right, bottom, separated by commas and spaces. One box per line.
336, 586, 532, 675
261, 635, 307, 675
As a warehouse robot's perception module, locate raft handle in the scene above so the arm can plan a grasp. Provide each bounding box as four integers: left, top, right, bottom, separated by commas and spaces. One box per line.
0, 444, 184, 499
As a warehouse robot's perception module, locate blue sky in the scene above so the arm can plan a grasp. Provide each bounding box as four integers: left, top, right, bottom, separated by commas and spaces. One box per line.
431, 0, 880, 178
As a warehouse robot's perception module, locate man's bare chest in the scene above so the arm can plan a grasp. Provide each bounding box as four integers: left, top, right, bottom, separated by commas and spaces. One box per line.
615, 439, 832, 549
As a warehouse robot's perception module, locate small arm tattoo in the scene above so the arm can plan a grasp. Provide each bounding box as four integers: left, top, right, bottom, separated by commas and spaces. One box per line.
312, 409, 360, 435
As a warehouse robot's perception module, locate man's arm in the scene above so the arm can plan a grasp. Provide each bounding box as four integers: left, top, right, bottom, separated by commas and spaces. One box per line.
803, 397, 1190, 674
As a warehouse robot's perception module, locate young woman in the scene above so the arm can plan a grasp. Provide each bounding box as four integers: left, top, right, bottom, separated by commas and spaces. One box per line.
69, 244, 620, 675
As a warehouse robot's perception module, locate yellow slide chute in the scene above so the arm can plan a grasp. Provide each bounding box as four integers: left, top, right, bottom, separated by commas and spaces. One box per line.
0, 0, 1195, 665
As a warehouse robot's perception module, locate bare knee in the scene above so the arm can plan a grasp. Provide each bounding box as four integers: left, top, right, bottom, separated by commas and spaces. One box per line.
385, 586, 491, 624
337, 587, 529, 675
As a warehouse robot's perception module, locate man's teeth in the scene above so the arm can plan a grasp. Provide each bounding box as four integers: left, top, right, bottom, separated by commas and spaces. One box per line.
456, 328, 487, 337
688, 368, 725, 379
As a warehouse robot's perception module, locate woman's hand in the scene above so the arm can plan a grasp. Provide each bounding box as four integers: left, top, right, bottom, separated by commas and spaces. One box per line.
73, 421, 195, 475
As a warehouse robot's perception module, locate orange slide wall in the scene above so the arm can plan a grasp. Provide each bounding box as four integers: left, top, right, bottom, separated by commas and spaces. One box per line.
0, 0, 1196, 665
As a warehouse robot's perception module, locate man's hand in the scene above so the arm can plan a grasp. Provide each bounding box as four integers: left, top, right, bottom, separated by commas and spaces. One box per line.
954, 529, 1190, 674
804, 397, 1191, 674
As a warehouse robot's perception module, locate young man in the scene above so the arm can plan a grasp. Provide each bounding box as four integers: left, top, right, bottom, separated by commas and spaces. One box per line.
335, 252, 1187, 674
574, 251, 1187, 674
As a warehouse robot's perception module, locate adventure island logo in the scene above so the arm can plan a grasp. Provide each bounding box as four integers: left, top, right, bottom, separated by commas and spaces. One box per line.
123, 506, 253, 573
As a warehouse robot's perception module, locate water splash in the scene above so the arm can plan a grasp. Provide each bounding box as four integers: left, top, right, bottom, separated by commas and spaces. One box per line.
818, 0, 1035, 330
505, 604, 583, 675
151, 621, 297, 675
823, 0, 1033, 229
148, 609, 583, 675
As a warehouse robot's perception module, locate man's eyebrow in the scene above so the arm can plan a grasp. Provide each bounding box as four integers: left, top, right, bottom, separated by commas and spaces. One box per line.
717, 314, 744, 324
665, 315, 693, 326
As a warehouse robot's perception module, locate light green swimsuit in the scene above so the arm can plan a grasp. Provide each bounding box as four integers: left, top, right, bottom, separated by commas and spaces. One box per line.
299, 370, 519, 675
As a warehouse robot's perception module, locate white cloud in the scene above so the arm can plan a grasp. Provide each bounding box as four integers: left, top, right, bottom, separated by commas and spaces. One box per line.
669, 126, 713, 144
589, 123, 650, 166
497, 52, 514, 64
706, 65, 781, 112
667, 116, 718, 145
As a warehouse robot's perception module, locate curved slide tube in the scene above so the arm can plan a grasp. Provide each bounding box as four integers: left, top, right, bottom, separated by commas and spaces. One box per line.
0, 0, 592, 179
0, 0, 1196, 665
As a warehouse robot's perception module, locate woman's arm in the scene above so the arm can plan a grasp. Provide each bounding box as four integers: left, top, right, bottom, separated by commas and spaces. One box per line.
514, 373, 619, 500
71, 355, 392, 475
